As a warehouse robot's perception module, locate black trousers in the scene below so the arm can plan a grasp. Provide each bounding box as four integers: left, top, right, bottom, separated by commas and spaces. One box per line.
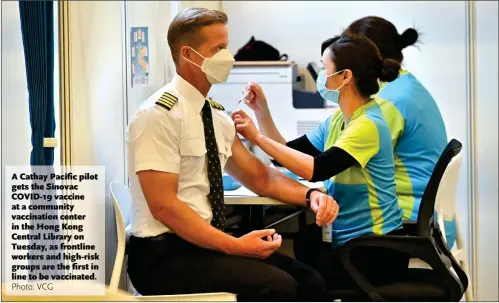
127, 233, 327, 301
294, 225, 409, 290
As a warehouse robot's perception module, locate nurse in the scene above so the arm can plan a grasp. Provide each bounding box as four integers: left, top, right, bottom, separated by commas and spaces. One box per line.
232, 35, 407, 288
343, 17, 454, 248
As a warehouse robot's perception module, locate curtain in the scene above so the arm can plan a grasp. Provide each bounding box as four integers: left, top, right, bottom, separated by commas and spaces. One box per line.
19, 0, 55, 166
19, 0, 60, 276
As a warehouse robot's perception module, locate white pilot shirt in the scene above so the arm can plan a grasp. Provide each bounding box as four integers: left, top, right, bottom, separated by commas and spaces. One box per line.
126, 74, 236, 237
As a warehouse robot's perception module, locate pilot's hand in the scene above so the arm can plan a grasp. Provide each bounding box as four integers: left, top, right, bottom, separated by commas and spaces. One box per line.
231, 109, 261, 143
242, 82, 269, 116
309, 190, 339, 226
233, 229, 282, 259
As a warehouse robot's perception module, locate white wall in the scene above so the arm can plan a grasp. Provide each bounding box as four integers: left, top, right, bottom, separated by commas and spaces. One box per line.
475, 1, 499, 301
182, 1, 221, 10
124, 0, 218, 124
69, 1, 126, 285
125, 1, 173, 122
124, 1, 175, 185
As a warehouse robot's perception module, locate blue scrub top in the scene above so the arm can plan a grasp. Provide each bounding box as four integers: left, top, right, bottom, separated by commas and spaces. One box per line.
307, 99, 403, 248
377, 70, 456, 248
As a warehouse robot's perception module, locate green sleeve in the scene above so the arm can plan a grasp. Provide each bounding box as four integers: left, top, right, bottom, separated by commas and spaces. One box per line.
334, 117, 379, 168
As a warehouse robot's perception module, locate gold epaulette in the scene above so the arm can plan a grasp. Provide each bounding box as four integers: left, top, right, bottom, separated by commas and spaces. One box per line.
155, 92, 178, 111
207, 98, 225, 111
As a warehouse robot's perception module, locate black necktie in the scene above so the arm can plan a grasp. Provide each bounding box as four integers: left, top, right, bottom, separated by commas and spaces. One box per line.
201, 101, 225, 230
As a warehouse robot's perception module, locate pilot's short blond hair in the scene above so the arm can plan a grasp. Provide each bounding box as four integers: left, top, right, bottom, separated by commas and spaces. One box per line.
167, 8, 228, 64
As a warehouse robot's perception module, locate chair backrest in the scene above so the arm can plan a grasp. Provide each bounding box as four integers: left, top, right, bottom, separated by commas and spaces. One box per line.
416, 139, 463, 237
109, 182, 133, 291
111, 182, 133, 226
434, 154, 463, 221
411, 139, 469, 300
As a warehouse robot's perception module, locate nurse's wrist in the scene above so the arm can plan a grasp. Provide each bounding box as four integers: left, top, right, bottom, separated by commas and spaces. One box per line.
254, 107, 271, 120
253, 133, 266, 146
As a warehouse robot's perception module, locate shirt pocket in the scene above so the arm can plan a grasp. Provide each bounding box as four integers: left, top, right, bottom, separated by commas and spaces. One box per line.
180, 138, 206, 157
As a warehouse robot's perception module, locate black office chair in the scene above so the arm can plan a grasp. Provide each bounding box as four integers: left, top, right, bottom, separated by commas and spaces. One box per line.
327, 139, 468, 301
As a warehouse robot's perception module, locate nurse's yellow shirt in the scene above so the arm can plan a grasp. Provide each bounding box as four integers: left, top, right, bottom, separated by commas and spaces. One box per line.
307, 98, 403, 247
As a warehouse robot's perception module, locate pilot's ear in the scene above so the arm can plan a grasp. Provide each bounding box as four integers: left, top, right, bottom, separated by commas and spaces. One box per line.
180, 46, 192, 60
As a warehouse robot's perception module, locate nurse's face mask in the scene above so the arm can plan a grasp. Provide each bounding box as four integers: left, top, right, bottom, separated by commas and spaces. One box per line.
316, 69, 345, 104
184, 47, 235, 84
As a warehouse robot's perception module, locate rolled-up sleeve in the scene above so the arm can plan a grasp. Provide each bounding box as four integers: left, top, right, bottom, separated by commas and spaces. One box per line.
128, 109, 181, 174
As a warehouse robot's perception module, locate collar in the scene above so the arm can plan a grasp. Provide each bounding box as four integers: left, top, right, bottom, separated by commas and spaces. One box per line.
344, 98, 377, 128
172, 73, 206, 113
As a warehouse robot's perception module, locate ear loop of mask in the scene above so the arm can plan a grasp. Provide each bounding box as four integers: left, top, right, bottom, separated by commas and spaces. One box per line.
325, 70, 346, 91
335, 83, 346, 91
324, 69, 344, 78
183, 47, 205, 68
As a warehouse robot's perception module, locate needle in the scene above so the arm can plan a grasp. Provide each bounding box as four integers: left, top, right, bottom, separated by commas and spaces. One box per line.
237, 90, 251, 106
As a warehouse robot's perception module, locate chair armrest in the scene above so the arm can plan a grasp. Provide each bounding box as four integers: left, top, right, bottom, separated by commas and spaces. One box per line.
339, 235, 454, 301
265, 209, 306, 229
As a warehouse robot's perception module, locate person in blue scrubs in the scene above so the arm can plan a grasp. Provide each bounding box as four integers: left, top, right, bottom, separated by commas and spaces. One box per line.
232, 35, 408, 289
343, 17, 455, 248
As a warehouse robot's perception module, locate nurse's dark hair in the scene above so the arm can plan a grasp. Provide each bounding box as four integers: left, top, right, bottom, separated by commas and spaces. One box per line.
322, 35, 401, 98
342, 16, 419, 63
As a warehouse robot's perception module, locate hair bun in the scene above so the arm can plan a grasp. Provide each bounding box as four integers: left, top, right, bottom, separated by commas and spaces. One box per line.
379, 58, 400, 82
399, 28, 419, 49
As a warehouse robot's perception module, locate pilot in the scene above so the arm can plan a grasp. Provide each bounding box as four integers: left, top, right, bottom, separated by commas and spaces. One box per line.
125, 7, 338, 302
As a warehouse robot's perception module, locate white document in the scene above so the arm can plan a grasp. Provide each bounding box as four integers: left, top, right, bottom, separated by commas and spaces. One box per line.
322, 224, 332, 243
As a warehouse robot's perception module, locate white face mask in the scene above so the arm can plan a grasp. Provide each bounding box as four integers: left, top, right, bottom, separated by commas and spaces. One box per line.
184, 47, 235, 84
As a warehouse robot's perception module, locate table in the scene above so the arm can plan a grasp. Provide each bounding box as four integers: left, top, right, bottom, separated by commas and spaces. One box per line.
224, 181, 323, 232
224, 180, 321, 206
225, 186, 286, 206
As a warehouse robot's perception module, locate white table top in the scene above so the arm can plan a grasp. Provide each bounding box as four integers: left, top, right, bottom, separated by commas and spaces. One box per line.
224, 180, 323, 205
